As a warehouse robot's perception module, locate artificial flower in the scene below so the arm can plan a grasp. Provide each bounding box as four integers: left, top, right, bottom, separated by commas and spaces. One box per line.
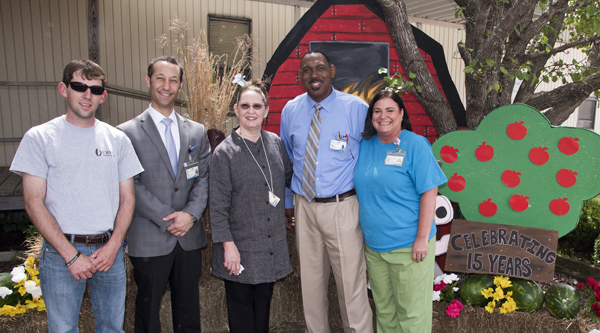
577, 282, 586, 291
25, 297, 46, 311
24, 265, 38, 278
0, 286, 13, 299
10, 266, 26, 283
443, 273, 460, 284
595, 289, 600, 303
25, 257, 35, 267
24, 280, 42, 299
445, 300, 463, 318
588, 277, 597, 290
499, 299, 518, 314
434, 281, 447, 291
453, 287, 459, 292
492, 286, 505, 302
432, 290, 441, 301
0, 304, 27, 317
485, 301, 496, 313
481, 287, 495, 299
505, 291, 513, 297
592, 303, 600, 312
232, 73, 246, 87
494, 276, 512, 289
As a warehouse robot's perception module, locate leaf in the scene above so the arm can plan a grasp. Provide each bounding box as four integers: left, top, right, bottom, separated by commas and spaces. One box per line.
455, 7, 463, 18
464, 67, 473, 73
378, 68, 388, 74
416, 86, 423, 93
586, 5, 596, 17
486, 59, 496, 67
500, 67, 509, 75
542, 75, 549, 83
459, 43, 466, 48
493, 83, 500, 91
594, 21, 600, 35
570, 73, 582, 82
408, 72, 417, 79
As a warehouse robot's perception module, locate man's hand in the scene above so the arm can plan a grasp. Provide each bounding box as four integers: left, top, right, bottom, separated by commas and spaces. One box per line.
67, 253, 96, 280
165, 211, 194, 237
285, 208, 295, 229
223, 241, 241, 275
90, 242, 120, 272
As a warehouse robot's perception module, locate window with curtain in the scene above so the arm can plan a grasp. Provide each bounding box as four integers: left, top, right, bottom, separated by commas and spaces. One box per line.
209, 16, 251, 68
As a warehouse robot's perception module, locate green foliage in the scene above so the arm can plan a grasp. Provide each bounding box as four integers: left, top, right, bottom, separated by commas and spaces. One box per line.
0, 213, 31, 235
379, 68, 423, 97
558, 199, 600, 262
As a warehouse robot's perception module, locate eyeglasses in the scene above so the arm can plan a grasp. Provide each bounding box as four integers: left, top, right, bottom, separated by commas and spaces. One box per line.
239, 103, 265, 111
67, 81, 105, 95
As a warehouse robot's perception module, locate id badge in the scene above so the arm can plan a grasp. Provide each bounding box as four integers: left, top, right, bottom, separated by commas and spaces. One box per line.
329, 140, 346, 151
384, 150, 406, 167
186, 162, 199, 180
269, 191, 280, 207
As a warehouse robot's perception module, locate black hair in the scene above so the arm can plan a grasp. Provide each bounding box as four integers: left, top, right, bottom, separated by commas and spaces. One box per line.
301, 50, 333, 67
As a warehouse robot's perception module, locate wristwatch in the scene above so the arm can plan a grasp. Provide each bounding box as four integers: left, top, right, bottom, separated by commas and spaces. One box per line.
191, 215, 198, 224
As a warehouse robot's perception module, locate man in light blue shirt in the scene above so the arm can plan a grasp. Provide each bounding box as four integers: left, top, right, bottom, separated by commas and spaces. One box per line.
281, 51, 373, 333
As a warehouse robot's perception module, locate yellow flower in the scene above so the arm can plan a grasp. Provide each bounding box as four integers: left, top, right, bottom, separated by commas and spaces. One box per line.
505, 291, 513, 297
500, 299, 518, 314
485, 301, 496, 313
32, 275, 40, 285
26, 297, 46, 312
0, 304, 27, 317
25, 265, 39, 278
17, 285, 27, 297
494, 276, 512, 289
492, 286, 505, 301
25, 257, 35, 268
481, 287, 495, 299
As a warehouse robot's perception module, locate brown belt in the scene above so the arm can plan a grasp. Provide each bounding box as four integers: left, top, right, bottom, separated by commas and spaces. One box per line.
313, 189, 356, 203
64, 232, 110, 246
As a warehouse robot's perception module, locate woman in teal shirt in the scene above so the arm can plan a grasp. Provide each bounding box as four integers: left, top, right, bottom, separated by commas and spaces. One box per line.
354, 90, 447, 333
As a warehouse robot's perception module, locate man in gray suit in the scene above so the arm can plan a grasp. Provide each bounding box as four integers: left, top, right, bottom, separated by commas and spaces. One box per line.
118, 56, 211, 333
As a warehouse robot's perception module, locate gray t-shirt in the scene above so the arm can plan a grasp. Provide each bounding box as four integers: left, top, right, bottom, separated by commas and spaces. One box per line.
10, 116, 144, 234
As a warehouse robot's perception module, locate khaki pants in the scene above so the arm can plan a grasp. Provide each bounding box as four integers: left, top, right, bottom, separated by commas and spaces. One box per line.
295, 195, 373, 333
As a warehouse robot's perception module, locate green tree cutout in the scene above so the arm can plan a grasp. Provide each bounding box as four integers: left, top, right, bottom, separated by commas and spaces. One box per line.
432, 104, 600, 237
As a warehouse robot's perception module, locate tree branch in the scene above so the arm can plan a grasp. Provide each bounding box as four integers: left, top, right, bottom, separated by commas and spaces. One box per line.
524, 35, 600, 61
376, 0, 457, 135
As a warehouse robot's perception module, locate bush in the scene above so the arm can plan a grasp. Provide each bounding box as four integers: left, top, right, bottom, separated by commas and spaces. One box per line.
558, 199, 600, 263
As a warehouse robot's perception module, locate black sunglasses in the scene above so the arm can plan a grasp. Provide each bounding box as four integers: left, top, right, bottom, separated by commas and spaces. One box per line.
67, 81, 105, 95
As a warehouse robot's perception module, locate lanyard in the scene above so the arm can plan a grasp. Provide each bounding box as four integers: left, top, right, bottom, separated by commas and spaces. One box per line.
240, 132, 274, 194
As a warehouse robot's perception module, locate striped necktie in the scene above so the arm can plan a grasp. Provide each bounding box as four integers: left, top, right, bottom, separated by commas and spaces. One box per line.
161, 118, 178, 177
302, 103, 322, 202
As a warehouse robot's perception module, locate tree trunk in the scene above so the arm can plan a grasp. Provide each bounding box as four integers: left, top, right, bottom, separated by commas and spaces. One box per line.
376, 0, 457, 136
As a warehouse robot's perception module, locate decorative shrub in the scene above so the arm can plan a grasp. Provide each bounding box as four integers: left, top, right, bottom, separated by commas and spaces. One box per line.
559, 199, 600, 262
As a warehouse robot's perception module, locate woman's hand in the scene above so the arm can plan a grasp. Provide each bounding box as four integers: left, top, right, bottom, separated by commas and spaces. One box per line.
223, 241, 241, 275
412, 237, 429, 263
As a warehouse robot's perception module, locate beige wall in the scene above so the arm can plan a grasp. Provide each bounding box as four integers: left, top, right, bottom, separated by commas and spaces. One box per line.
0, 0, 307, 166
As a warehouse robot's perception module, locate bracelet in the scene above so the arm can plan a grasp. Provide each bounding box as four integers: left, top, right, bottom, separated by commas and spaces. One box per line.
66, 251, 81, 267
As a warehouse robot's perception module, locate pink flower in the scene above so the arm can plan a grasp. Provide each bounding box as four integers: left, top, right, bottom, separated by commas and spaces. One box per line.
577, 282, 585, 291
434, 281, 447, 291
587, 277, 597, 289
445, 300, 463, 318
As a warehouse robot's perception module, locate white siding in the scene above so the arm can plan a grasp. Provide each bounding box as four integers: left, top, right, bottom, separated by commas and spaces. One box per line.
0, 0, 308, 166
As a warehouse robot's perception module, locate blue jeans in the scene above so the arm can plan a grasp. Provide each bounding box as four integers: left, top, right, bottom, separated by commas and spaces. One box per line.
39, 240, 126, 333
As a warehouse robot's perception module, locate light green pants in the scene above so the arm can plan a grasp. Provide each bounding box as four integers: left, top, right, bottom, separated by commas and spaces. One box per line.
365, 238, 436, 333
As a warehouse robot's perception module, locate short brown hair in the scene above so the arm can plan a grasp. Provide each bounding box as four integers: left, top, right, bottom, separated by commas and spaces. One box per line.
235, 79, 269, 105
147, 56, 184, 82
62, 60, 107, 87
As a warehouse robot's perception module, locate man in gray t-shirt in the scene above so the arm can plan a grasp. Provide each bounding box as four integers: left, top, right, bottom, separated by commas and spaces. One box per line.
10, 60, 143, 333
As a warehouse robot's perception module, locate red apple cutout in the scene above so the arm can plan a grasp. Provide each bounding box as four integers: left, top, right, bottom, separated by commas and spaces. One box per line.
479, 198, 497, 217
510, 194, 530, 212
440, 146, 459, 163
550, 198, 570, 216
475, 141, 494, 162
529, 147, 549, 165
558, 137, 580, 155
556, 169, 578, 187
507, 121, 527, 140
501, 170, 521, 188
447, 173, 466, 192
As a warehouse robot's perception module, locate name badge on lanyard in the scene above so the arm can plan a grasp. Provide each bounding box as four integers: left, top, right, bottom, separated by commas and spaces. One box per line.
385, 150, 406, 167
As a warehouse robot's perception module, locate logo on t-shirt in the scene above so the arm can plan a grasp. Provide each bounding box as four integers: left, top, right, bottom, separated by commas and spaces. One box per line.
95, 148, 113, 157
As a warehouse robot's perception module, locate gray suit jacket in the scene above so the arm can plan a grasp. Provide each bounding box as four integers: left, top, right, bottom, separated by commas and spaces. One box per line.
117, 109, 211, 257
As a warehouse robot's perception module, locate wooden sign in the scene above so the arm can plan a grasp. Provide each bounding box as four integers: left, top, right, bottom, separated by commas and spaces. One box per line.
444, 220, 558, 283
